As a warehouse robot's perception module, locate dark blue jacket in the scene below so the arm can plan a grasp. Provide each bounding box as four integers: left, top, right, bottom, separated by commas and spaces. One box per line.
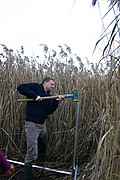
17, 82, 59, 124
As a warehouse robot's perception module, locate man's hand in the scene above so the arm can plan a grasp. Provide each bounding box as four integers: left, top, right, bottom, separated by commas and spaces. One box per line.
36, 96, 42, 101
56, 95, 65, 101
6, 164, 15, 176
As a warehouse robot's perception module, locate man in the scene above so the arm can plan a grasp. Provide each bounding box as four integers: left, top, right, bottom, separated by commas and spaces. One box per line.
17, 77, 64, 180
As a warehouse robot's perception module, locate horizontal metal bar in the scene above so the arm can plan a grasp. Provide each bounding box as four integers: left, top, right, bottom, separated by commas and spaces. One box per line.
7, 159, 72, 175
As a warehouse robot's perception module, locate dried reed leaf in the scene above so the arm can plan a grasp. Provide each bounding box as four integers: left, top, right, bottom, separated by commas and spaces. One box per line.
103, 23, 117, 55
108, 32, 117, 53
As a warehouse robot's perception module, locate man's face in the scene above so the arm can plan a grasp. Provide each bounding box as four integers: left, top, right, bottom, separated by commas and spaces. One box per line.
44, 80, 54, 92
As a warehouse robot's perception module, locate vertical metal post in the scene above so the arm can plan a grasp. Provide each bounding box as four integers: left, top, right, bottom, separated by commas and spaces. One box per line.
74, 165, 78, 180
72, 102, 80, 178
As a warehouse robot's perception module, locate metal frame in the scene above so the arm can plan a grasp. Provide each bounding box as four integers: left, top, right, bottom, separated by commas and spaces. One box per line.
8, 102, 80, 179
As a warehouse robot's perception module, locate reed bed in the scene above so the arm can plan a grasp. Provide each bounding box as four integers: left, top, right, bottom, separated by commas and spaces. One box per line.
0, 41, 120, 180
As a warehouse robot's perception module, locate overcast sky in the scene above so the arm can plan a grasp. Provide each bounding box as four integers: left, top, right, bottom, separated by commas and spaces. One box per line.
0, 0, 111, 63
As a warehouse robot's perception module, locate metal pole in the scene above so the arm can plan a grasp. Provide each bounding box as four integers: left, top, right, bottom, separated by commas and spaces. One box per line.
74, 165, 78, 180
7, 159, 72, 175
72, 102, 80, 177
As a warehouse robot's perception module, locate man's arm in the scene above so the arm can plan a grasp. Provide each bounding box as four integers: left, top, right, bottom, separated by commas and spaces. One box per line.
17, 82, 38, 99
46, 95, 65, 115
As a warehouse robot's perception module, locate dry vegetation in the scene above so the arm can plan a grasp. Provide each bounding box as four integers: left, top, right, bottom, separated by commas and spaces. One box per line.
0, 1, 120, 180
0, 41, 120, 180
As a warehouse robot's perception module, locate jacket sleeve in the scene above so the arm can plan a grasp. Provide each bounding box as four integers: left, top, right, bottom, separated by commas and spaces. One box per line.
17, 82, 38, 99
0, 150, 11, 172
46, 99, 59, 115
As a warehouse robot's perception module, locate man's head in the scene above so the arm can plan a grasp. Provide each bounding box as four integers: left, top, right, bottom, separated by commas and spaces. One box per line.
42, 77, 54, 92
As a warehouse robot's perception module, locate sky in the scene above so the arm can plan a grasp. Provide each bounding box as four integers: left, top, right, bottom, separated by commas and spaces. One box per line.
0, 0, 112, 64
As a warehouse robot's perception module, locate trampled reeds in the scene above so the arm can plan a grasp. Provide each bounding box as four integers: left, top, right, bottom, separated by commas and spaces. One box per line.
0, 40, 120, 180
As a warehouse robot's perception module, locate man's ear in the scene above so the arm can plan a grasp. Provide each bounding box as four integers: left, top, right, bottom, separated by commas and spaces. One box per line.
43, 81, 46, 85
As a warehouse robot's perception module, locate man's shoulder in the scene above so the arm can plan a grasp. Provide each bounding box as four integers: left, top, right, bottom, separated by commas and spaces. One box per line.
31, 82, 42, 87
34, 83, 44, 90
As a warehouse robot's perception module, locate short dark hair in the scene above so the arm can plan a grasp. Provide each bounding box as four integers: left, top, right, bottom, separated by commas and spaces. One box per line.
42, 77, 54, 84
